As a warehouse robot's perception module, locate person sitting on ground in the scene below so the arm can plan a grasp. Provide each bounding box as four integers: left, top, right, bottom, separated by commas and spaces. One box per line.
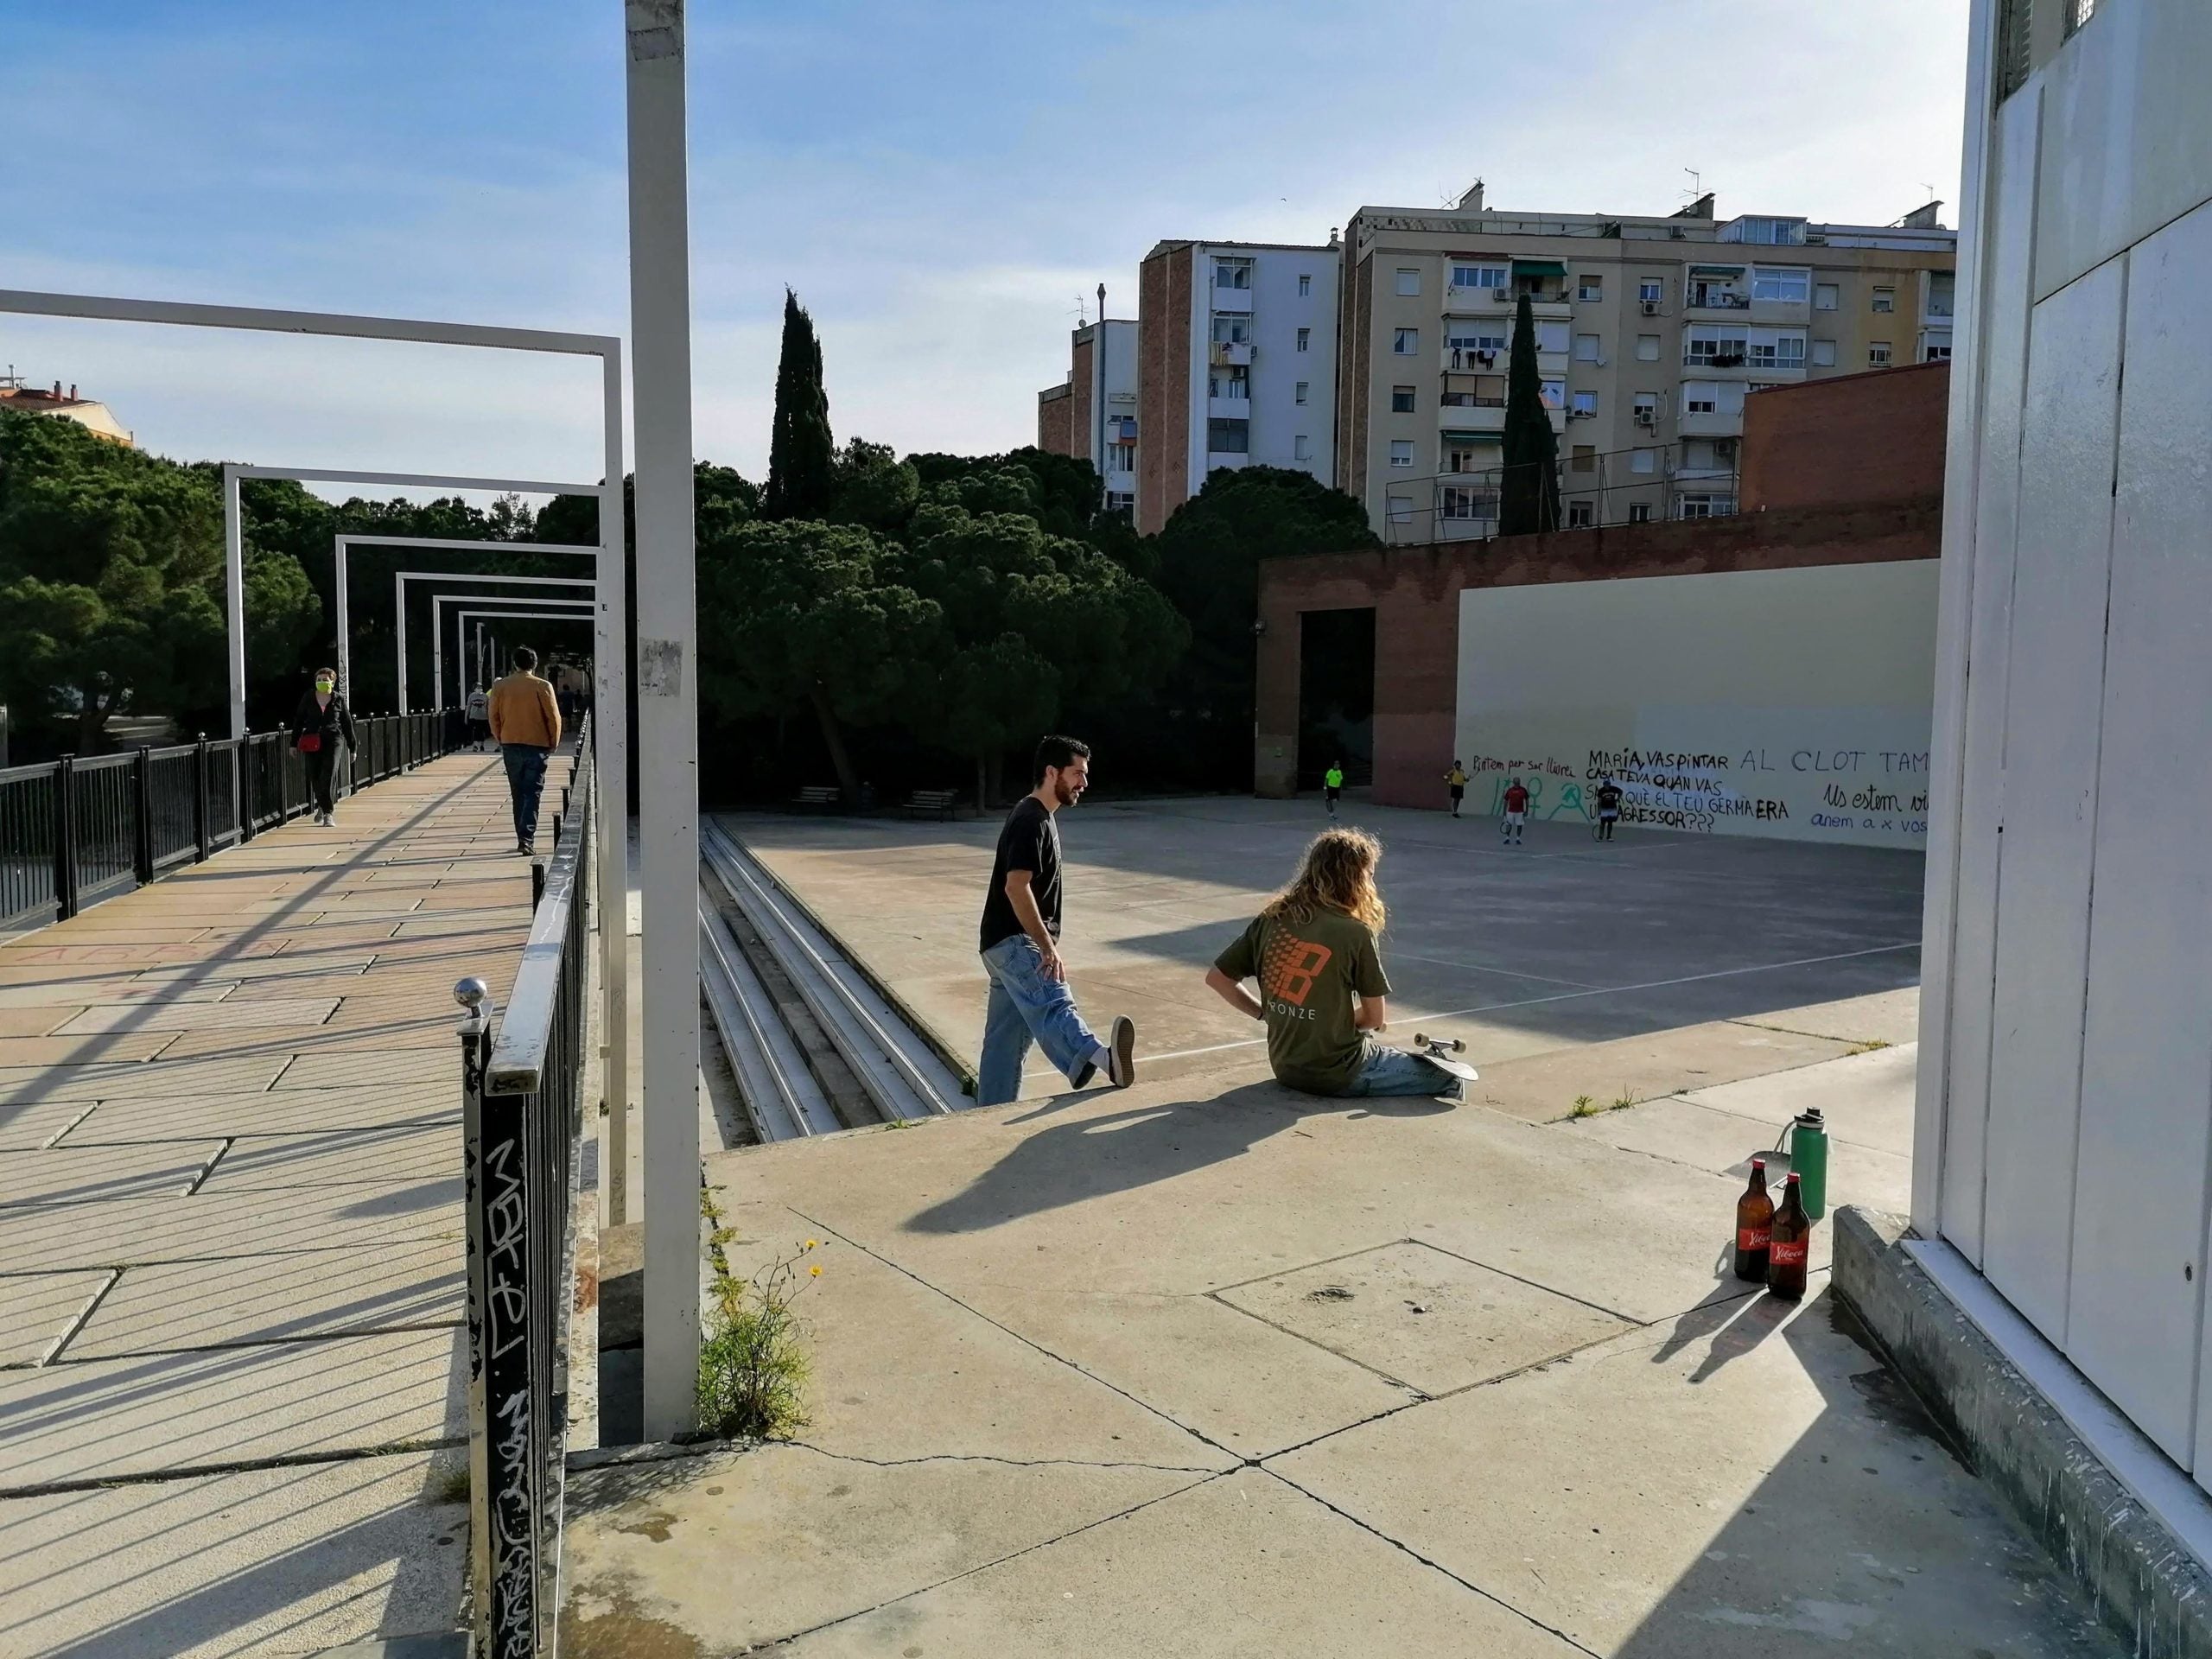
1203, 827, 1463, 1102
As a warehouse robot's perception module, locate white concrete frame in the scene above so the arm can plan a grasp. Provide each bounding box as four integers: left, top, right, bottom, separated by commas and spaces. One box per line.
0, 289, 636, 1225
626, 1, 703, 1438
450, 607, 597, 697
334, 534, 600, 702
385, 574, 596, 707
430, 594, 595, 709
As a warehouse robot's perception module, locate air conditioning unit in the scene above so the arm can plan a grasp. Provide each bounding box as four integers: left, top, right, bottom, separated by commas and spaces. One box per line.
1634, 410, 1656, 427
1640, 300, 1661, 315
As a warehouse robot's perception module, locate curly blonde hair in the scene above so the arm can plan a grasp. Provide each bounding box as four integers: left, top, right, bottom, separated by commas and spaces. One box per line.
1263, 828, 1387, 935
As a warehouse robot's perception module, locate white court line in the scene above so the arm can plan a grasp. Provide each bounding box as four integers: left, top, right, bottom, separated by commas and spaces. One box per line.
1383, 950, 1602, 990
1020, 938, 1920, 1079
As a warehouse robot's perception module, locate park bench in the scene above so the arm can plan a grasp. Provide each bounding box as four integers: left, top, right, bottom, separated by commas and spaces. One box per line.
904, 788, 959, 821
791, 785, 842, 811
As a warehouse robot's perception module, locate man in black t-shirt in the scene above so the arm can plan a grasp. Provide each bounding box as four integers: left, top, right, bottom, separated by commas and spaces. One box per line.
976, 734, 1137, 1106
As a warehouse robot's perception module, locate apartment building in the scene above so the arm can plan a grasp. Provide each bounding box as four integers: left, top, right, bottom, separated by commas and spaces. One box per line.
1035, 316, 1138, 514
0, 376, 134, 445
1135, 238, 1340, 534
1335, 184, 1955, 540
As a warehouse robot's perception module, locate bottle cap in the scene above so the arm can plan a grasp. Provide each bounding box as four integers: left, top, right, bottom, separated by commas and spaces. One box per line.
1785, 1171, 1802, 1183
1751, 1155, 1766, 1169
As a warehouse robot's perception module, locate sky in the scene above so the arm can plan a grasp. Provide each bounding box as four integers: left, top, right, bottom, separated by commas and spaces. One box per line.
1, 1, 1969, 501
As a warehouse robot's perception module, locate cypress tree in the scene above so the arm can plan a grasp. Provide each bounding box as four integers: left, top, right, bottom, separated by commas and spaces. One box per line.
763, 289, 835, 521
1498, 290, 1562, 537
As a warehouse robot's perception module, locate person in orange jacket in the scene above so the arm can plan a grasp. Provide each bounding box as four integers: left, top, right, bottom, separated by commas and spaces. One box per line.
486, 645, 563, 855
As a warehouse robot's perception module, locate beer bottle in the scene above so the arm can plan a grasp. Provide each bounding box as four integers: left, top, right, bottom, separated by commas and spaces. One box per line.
1767, 1172, 1812, 1301
1733, 1156, 1775, 1281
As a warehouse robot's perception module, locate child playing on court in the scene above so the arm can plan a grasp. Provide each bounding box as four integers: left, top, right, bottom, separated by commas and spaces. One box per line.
1203, 828, 1463, 1101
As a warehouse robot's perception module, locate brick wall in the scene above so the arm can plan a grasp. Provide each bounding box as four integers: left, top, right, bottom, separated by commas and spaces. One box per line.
1037, 384, 1074, 455
1068, 332, 1096, 465
1741, 360, 1950, 512
1137, 245, 1192, 534
1255, 499, 1942, 804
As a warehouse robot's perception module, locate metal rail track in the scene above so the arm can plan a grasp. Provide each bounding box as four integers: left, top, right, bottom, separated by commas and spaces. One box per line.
697, 817, 966, 1140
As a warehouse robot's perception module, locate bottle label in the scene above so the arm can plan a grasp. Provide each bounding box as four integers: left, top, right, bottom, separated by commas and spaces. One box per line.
1770, 1238, 1808, 1268
1737, 1225, 1770, 1252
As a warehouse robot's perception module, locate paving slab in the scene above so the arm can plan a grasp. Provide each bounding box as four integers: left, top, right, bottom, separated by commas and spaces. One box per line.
271, 1047, 463, 1090
0, 1326, 465, 1491
0, 1141, 222, 1207
1681, 1039, 1918, 1160
59, 1083, 457, 1143
66, 1240, 464, 1357
0, 1097, 95, 1151
200, 1124, 462, 1192
563, 1446, 1203, 1658
1730, 985, 1921, 1046
45, 995, 340, 1034
0, 1007, 67, 1036
1215, 1238, 1635, 1397
1560, 1095, 1914, 1219
0, 977, 238, 1009
1272, 1288, 2120, 1658
0, 1450, 468, 1659
765, 1467, 1584, 1659
0, 1031, 175, 1066
1465, 1019, 1861, 1123
0, 1052, 289, 1104
0, 1269, 111, 1367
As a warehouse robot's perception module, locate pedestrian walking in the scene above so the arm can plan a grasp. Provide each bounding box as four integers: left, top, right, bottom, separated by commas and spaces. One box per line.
1444, 760, 1469, 818
975, 734, 1137, 1108
1502, 777, 1529, 846
465, 684, 490, 751
1594, 774, 1624, 842
289, 667, 356, 828
1323, 761, 1344, 819
1204, 827, 1463, 1101
487, 645, 563, 855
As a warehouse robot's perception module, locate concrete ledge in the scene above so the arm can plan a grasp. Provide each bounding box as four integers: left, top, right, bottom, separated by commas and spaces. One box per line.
1833, 1205, 2212, 1659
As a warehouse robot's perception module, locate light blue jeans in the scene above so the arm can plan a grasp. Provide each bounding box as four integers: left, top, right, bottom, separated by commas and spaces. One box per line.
1341, 1042, 1462, 1099
501, 743, 550, 845
977, 934, 1103, 1107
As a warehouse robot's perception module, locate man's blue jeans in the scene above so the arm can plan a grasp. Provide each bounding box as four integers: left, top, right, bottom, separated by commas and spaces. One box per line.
500, 743, 550, 846
1341, 1041, 1462, 1099
977, 934, 1102, 1107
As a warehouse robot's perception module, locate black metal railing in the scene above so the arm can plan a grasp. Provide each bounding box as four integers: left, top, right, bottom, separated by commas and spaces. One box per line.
0, 710, 467, 932
459, 716, 594, 1659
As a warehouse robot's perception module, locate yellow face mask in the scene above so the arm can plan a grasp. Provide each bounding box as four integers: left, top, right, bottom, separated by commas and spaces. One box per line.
315, 678, 335, 694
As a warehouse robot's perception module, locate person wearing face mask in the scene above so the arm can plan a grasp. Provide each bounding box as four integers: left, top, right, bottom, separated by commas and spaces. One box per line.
290, 668, 356, 828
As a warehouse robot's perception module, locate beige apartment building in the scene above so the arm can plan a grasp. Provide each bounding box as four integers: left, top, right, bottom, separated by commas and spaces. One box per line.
1336, 185, 1955, 541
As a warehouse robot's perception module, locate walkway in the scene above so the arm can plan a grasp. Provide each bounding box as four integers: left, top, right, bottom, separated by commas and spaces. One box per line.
0, 748, 543, 1658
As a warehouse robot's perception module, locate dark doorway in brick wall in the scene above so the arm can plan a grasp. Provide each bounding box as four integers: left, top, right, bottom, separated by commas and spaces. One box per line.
1298, 607, 1376, 789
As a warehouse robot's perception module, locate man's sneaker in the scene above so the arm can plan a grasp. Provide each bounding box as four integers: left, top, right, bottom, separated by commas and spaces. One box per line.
518, 839, 534, 855
1106, 1015, 1137, 1089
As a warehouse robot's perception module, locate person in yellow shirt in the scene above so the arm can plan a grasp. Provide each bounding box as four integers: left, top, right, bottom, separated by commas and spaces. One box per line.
486, 645, 563, 855
1444, 760, 1469, 819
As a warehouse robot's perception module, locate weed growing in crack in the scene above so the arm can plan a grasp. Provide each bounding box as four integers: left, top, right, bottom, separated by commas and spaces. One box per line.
1569, 1095, 1599, 1118
1609, 1095, 1634, 1111
698, 1222, 822, 1441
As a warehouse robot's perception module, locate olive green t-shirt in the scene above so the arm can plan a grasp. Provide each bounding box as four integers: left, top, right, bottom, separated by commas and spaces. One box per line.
1214, 906, 1391, 1095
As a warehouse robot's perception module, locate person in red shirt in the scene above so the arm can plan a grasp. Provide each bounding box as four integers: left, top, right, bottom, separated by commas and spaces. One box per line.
1501, 778, 1530, 846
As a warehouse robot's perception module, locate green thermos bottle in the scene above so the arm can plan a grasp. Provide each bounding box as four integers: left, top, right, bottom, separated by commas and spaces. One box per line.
1790, 1108, 1829, 1220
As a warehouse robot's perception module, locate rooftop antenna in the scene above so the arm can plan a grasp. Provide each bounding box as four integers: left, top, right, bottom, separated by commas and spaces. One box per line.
1681, 167, 1703, 205
1071, 293, 1090, 326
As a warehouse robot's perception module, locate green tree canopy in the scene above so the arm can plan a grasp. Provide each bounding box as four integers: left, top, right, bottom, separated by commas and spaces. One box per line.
0, 411, 318, 751
762, 289, 835, 521
827, 438, 919, 531
1500, 291, 1562, 537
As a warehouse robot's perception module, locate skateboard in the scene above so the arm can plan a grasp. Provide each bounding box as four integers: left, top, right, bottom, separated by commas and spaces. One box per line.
1412, 1033, 1479, 1084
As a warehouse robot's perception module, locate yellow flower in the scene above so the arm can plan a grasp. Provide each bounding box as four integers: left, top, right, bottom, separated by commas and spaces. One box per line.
809, 1264, 823, 1277
804, 1239, 819, 1250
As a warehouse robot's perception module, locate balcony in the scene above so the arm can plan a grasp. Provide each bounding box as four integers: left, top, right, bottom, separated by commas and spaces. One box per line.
1676, 406, 1745, 438
1682, 291, 1751, 319
1211, 284, 1253, 315
1441, 346, 1506, 372
1209, 340, 1253, 367
1207, 392, 1252, 422
1437, 398, 1506, 435
1442, 282, 1513, 315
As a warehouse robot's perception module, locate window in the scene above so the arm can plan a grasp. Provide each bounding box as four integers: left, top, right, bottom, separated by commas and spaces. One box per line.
1539, 378, 1565, 410
1535, 320, 1571, 353
1207, 418, 1249, 454
1389, 440, 1414, 467
1636, 334, 1661, 362
1628, 501, 1653, 523
1872, 286, 1896, 314
1570, 444, 1597, 475
1297, 327, 1312, 352
1294, 435, 1312, 461
1212, 315, 1251, 344
1208, 366, 1249, 399
1685, 324, 1749, 365
1926, 271, 1956, 318
1868, 341, 1892, 366
1451, 263, 1509, 292
1923, 340, 1953, 363
1441, 483, 1498, 521
1214, 258, 1251, 289
1387, 495, 1414, 525
1445, 442, 1492, 473
2065, 0, 2096, 39
1298, 273, 1313, 297
1638, 277, 1663, 304
1573, 333, 1601, 362
1632, 393, 1658, 423
1294, 381, 1309, 405
1395, 268, 1421, 296
1630, 448, 1657, 474
1577, 275, 1603, 302
1393, 327, 1419, 355
1815, 283, 1840, 311
1751, 266, 1810, 303
1391, 385, 1416, 413
1571, 390, 1598, 416
1678, 493, 1735, 519
1444, 323, 1510, 365
1746, 329, 1806, 369
1811, 339, 1837, 367
1681, 380, 1745, 418
1567, 499, 1596, 528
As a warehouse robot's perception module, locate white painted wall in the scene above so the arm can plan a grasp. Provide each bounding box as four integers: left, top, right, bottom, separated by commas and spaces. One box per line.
1453, 562, 1938, 848
1185, 243, 1338, 489
1917, 0, 2212, 1491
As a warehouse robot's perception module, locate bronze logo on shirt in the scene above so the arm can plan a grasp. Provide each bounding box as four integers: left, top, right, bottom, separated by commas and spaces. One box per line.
1262, 933, 1333, 1008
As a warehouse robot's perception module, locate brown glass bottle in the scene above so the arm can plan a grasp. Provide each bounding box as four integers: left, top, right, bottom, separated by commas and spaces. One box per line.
1733, 1156, 1775, 1281
1767, 1172, 1812, 1300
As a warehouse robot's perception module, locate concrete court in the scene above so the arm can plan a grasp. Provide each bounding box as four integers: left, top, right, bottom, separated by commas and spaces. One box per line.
0, 747, 562, 1658
560, 798, 2123, 1657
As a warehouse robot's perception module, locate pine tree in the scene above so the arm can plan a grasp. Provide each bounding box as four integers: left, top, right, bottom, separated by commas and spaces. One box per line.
1499, 290, 1562, 537
763, 289, 835, 521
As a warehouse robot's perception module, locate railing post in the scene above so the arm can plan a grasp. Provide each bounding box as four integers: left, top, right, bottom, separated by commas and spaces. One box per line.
54, 754, 79, 922
239, 737, 257, 843
132, 746, 155, 886
192, 734, 211, 862
531, 860, 546, 910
